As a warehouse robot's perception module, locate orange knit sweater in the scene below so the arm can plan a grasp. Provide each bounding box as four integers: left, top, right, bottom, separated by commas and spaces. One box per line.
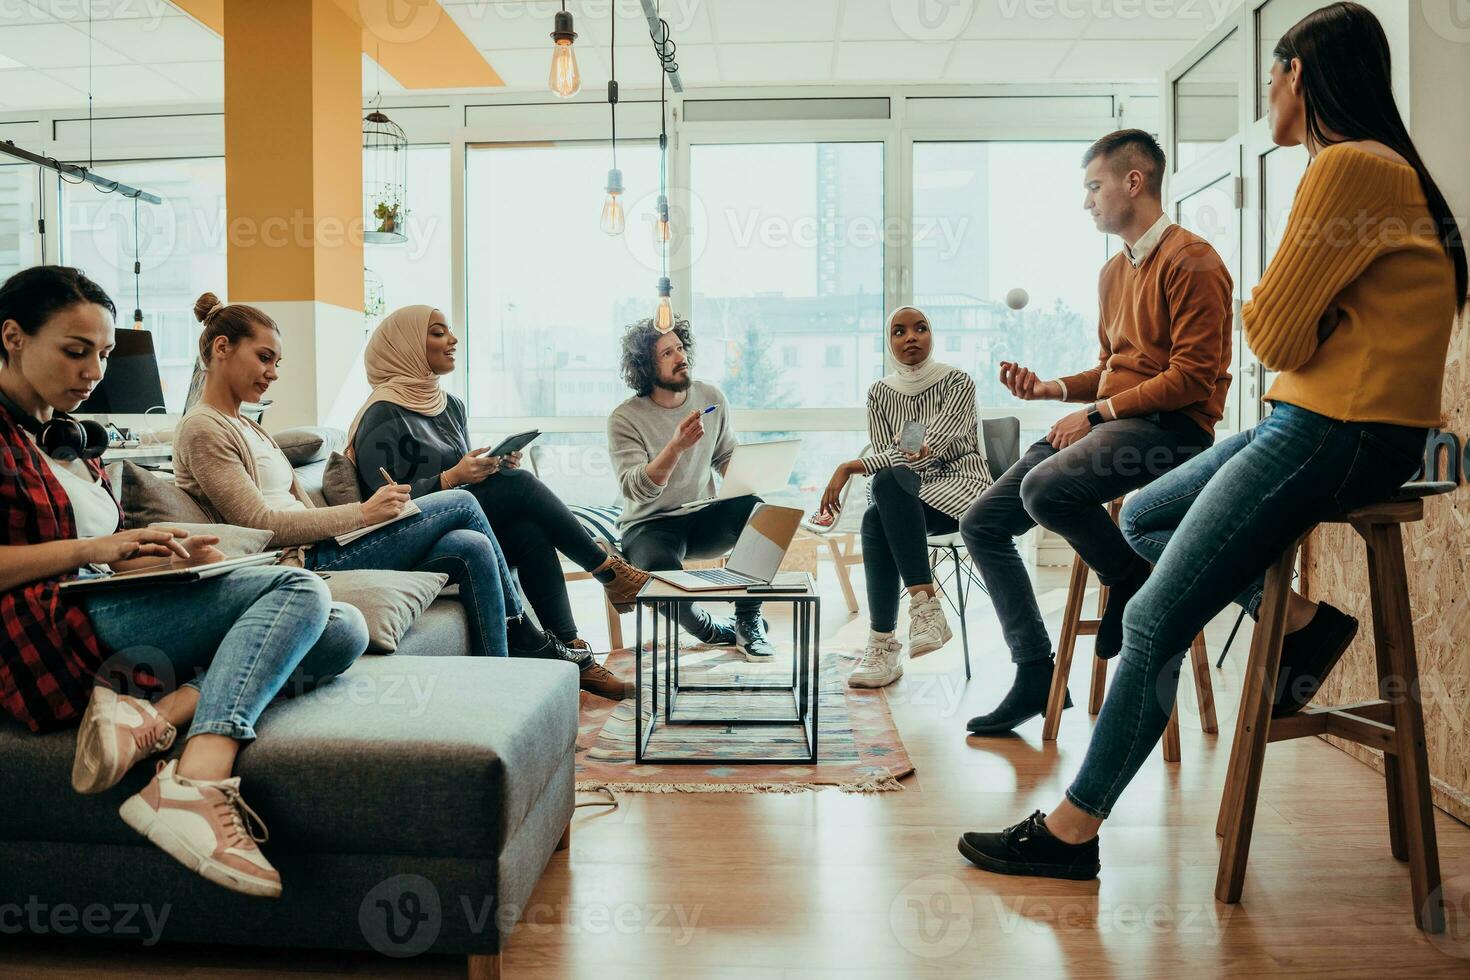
1243, 144, 1460, 427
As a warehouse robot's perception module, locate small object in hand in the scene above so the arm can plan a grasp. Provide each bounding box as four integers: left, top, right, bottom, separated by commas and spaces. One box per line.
378, 466, 398, 488
1005, 287, 1029, 310
809, 509, 835, 528
897, 420, 926, 454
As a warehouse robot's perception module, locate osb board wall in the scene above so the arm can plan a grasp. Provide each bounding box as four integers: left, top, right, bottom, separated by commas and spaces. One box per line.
1305, 310, 1470, 826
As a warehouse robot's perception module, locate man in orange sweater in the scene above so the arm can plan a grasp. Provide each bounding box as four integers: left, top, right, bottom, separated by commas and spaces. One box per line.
961, 129, 1233, 735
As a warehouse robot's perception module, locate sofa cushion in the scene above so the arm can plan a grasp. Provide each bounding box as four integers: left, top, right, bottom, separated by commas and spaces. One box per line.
275, 427, 345, 467
324, 569, 448, 653
320, 451, 364, 506
0, 655, 579, 859
147, 521, 274, 558
118, 460, 211, 527
395, 596, 472, 656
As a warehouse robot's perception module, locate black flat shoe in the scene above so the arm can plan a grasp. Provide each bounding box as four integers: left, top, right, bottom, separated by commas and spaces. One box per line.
1272, 603, 1359, 718
958, 810, 1100, 880
1096, 558, 1149, 661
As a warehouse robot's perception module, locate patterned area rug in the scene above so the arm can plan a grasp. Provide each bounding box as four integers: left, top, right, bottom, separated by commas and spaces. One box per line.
575, 645, 914, 794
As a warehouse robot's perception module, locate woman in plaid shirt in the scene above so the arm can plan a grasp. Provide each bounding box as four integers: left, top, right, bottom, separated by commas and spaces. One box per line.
0, 266, 368, 900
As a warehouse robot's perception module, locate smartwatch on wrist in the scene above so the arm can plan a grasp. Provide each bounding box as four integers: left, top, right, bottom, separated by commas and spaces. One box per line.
1086, 403, 1106, 428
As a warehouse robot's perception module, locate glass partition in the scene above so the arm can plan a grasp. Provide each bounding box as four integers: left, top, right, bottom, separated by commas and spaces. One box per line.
1174, 29, 1241, 170
1256, 0, 1322, 119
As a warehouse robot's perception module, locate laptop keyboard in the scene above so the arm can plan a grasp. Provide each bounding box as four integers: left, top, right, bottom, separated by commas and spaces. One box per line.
687, 568, 758, 586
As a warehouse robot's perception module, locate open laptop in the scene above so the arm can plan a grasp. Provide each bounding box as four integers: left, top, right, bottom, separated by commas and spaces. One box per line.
674, 438, 801, 512
652, 504, 803, 591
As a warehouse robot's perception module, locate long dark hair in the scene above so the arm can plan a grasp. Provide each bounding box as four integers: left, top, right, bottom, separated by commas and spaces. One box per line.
1276, 2, 1467, 308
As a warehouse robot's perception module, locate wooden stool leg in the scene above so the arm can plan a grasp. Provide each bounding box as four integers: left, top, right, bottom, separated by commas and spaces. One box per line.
605, 595, 625, 650
1364, 522, 1444, 933
1215, 541, 1297, 904
828, 536, 860, 615
1043, 554, 1089, 741
1088, 655, 1108, 715
1190, 633, 1218, 734
1162, 702, 1181, 763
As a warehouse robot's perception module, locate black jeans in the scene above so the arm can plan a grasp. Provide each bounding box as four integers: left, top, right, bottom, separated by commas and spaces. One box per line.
959, 412, 1212, 664
468, 467, 608, 643
861, 467, 958, 633
620, 495, 764, 636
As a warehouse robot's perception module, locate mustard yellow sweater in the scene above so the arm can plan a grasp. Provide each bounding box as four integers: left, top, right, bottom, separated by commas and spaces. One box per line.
1243, 144, 1460, 427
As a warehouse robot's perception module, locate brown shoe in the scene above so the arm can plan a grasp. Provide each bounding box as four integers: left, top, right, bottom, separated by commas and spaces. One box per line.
598, 547, 650, 614
571, 643, 632, 701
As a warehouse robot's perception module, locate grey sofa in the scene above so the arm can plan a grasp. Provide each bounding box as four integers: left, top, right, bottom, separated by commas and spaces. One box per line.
0, 438, 579, 977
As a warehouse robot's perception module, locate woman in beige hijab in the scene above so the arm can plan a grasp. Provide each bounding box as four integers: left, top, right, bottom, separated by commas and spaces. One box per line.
349, 305, 645, 700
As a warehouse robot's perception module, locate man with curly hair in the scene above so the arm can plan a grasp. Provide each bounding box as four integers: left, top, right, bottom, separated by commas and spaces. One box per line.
606, 318, 775, 660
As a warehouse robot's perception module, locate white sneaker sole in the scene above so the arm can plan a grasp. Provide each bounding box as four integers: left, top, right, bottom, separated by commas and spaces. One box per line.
119, 795, 282, 899
848, 666, 903, 689
908, 622, 953, 658
71, 689, 121, 795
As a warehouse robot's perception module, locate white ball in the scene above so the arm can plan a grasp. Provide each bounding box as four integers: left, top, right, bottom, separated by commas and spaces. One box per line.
1005, 288, 1030, 311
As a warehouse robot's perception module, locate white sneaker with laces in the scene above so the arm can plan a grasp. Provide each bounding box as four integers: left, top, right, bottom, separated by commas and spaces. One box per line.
848, 631, 904, 689
119, 760, 282, 899
907, 592, 953, 658
71, 686, 177, 795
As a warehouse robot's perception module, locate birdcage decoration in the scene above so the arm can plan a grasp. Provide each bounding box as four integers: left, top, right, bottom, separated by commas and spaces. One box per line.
364, 266, 386, 328
363, 108, 408, 244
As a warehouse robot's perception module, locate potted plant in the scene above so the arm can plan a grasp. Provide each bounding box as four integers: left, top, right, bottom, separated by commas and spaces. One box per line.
373, 199, 400, 235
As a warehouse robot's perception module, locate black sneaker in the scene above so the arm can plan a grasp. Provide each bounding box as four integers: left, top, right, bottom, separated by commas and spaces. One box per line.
510, 623, 590, 666
958, 810, 1100, 880
966, 657, 1071, 735
734, 609, 776, 662
687, 607, 738, 646
1096, 558, 1149, 661
1272, 603, 1358, 718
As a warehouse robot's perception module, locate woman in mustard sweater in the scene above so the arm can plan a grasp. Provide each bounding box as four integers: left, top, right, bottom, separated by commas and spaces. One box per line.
959, 2, 1467, 880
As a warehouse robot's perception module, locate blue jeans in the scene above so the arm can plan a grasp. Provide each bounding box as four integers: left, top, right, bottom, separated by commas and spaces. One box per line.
83, 566, 369, 741
1065, 403, 1425, 818
305, 489, 516, 659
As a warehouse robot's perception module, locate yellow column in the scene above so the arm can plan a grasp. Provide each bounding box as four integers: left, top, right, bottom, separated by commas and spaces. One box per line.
223, 0, 364, 430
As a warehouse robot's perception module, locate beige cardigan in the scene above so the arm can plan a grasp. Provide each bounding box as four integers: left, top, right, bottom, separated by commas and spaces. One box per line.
172, 404, 365, 550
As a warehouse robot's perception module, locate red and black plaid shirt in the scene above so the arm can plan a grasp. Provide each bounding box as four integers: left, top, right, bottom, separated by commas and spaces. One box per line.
1, 411, 120, 732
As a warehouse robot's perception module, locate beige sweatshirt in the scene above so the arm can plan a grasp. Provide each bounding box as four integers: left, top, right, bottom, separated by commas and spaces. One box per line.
172, 404, 365, 551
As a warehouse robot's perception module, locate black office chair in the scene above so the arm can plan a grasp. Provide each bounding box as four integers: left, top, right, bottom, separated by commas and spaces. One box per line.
925, 415, 1020, 680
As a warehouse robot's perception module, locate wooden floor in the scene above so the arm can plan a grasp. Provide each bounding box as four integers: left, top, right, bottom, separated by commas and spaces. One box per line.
13, 564, 1470, 978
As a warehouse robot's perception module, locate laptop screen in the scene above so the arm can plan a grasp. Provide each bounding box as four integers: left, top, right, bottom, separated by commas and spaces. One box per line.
726, 505, 802, 580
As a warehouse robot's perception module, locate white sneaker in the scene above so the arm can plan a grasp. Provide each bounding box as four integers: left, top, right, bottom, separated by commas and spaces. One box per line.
71, 686, 177, 795
907, 593, 953, 658
119, 760, 282, 899
848, 631, 904, 689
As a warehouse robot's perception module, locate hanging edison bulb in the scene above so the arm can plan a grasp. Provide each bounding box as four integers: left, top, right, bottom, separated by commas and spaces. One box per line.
653, 193, 671, 246
600, 169, 625, 236
548, 7, 580, 98
654, 276, 674, 333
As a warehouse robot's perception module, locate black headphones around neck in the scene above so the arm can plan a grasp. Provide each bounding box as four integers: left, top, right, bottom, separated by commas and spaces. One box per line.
0, 385, 109, 462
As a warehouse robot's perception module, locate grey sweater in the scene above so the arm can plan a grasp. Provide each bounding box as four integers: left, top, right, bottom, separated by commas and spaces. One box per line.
607, 381, 736, 529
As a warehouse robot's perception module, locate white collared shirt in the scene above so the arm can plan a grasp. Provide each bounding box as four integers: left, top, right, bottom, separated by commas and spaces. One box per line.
1123, 212, 1173, 267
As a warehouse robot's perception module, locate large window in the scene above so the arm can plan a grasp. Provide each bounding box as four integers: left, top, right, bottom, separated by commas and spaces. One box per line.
61, 157, 226, 412
465, 143, 660, 418
689, 141, 885, 410
0, 164, 42, 284
1174, 29, 1241, 170
912, 142, 1103, 408
365, 144, 452, 328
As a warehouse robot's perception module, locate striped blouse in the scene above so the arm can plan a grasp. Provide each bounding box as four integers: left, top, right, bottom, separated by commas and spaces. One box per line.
859, 370, 992, 519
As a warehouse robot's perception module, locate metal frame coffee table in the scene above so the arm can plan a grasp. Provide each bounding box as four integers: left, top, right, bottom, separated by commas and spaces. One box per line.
633, 575, 821, 764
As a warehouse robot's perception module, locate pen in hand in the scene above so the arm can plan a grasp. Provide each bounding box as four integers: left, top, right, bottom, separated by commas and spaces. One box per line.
378, 466, 399, 488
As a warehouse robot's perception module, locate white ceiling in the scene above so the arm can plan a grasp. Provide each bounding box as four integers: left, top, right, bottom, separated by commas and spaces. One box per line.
0, 0, 1227, 112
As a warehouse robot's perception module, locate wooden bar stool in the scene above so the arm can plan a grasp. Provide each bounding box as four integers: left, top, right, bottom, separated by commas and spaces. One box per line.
1215, 489, 1447, 933
1042, 497, 1218, 762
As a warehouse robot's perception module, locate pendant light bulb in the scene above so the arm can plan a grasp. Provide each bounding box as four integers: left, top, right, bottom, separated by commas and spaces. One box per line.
654, 277, 674, 333
653, 193, 672, 246
548, 10, 580, 98
600, 168, 625, 236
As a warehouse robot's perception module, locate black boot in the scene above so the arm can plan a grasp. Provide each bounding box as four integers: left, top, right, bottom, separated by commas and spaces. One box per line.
966, 658, 1071, 735
686, 606, 738, 646
733, 608, 775, 662
958, 810, 1100, 880
507, 616, 590, 666
1096, 557, 1149, 661
1273, 603, 1358, 718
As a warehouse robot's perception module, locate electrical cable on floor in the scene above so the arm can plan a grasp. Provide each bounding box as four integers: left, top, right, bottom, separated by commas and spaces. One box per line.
574, 786, 619, 811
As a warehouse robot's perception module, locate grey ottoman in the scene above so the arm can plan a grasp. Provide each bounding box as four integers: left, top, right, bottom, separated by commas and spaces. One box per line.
0, 654, 579, 976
